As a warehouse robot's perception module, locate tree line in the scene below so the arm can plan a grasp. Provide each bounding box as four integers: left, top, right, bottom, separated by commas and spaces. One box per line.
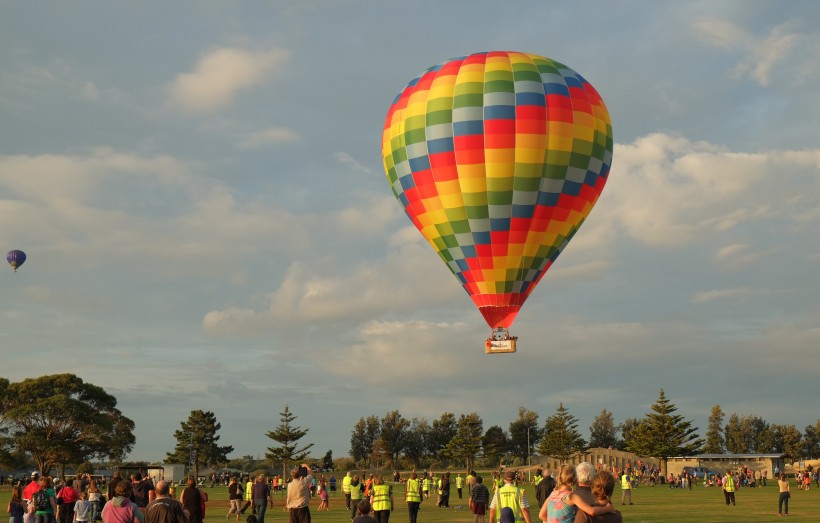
347, 389, 820, 476
3, 375, 819, 479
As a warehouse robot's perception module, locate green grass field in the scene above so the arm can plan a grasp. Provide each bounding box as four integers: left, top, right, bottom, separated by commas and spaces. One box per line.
2, 480, 818, 523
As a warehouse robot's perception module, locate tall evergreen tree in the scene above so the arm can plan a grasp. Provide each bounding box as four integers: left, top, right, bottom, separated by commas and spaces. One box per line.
703, 405, 725, 454
537, 403, 586, 463
266, 405, 313, 477
588, 409, 619, 449
444, 413, 483, 472
167, 410, 233, 480
508, 407, 540, 462
624, 389, 702, 477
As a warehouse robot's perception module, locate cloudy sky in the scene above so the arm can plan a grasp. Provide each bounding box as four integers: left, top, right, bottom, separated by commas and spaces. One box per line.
2, 1, 819, 463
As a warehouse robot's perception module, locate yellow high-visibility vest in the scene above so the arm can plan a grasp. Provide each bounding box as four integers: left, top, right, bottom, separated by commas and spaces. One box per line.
406, 479, 421, 503
371, 484, 391, 511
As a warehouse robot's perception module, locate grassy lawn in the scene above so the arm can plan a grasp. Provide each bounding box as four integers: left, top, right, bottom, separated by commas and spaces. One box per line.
3, 480, 818, 522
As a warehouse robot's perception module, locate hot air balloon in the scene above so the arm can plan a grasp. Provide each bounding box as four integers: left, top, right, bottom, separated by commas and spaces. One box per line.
381, 51, 613, 353
6, 250, 26, 272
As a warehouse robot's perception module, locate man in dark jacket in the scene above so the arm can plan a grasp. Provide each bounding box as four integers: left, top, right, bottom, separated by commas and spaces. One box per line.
144, 481, 186, 523
535, 469, 556, 512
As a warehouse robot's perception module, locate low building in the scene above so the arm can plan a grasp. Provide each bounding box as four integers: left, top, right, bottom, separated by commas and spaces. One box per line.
666, 453, 790, 477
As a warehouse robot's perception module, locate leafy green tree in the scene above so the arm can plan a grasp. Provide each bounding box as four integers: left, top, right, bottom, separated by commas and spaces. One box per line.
771, 424, 803, 459
481, 426, 508, 467
803, 420, 820, 459
624, 389, 703, 477
588, 409, 618, 449
166, 410, 234, 480
379, 411, 409, 469
428, 413, 457, 466
350, 415, 380, 467
618, 418, 641, 451
0, 374, 135, 475
266, 405, 313, 477
703, 405, 725, 454
537, 403, 586, 463
445, 413, 483, 472
508, 407, 540, 462
402, 418, 430, 469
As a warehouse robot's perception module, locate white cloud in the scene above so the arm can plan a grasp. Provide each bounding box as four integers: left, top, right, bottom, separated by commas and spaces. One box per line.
714, 243, 759, 266
692, 287, 770, 303
168, 47, 290, 113
334, 152, 373, 174
694, 18, 801, 86
237, 127, 300, 149
600, 134, 820, 249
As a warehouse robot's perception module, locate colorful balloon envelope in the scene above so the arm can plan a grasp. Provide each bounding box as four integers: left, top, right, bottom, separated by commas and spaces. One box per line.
381, 51, 613, 337
6, 250, 26, 272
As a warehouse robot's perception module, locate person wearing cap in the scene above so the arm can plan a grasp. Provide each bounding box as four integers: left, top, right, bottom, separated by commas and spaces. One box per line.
24, 473, 41, 505
488, 470, 531, 523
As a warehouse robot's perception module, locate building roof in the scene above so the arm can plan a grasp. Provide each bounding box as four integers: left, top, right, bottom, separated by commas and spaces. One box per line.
671, 453, 789, 460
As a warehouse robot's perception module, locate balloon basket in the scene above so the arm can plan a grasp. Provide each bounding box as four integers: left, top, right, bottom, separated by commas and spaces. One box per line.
485, 329, 517, 354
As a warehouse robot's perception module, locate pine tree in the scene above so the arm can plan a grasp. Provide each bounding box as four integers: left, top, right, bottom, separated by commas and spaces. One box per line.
537, 403, 586, 463
625, 389, 703, 478
167, 410, 233, 480
703, 405, 725, 454
266, 405, 313, 477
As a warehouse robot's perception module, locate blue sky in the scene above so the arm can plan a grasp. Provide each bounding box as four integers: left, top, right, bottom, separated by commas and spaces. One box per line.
2, 1, 819, 463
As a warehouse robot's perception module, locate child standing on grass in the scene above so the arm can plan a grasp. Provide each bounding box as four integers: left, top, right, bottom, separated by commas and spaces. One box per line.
74, 492, 90, 523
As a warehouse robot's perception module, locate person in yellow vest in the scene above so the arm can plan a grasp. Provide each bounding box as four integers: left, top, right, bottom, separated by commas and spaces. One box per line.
241, 476, 254, 515
620, 471, 633, 505
422, 474, 432, 500
349, 474, 364, 520
488, 470, 531, 523
370, 474, 393, 523
456, 473, 464, 499
343, 471, 352, 510
722, 471, 736, 506
436, 476, 443, 507
405, 471, 422, 523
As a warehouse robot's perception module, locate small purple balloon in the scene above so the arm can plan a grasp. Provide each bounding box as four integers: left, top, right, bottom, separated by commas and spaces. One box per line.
6, 250, 26, 272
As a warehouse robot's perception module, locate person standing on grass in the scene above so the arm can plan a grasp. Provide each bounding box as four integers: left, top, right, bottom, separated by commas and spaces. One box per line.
251, 475, 271, 523
489, 470, 532, 523
226, 476, 242, 520
285, 464, 313, 523
405, 472, 422, 523
456, 474, 464, 500
469, 476, 490, 523
342, 472, 353, 510
619, 471, 632, 506
535, 469, 555, 513
8, 485, 27, 523
777, 472, 790, 516
722, 471, 736, 506
349, 475, 364, 521
143, 481, 185, 523
369, 475, 393, 523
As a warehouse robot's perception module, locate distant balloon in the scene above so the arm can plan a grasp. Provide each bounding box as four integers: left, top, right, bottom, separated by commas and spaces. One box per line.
381, 51, 613, 341
7, 250, 26, 272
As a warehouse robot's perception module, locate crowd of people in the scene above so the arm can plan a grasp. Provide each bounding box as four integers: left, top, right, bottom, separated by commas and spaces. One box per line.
7, 462, 817, 522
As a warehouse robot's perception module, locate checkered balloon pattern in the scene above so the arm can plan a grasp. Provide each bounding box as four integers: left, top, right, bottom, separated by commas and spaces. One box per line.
382, 51, 613, 329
